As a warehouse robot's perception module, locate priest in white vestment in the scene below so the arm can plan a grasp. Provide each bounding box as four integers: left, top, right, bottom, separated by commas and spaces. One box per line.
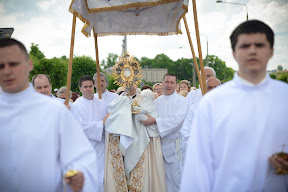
104, 85, 167, 192
181, 20, 288, 192
144, 74, 189, 192
71, 75, 108, 192
0, 38, 99, 192
93, 72, 118, 104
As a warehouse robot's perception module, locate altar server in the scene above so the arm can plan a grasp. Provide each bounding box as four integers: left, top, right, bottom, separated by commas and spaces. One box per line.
71, 75, 108, 192
181, 20, 288, 192
143, 74, 189, 192
0, 38, 99, 192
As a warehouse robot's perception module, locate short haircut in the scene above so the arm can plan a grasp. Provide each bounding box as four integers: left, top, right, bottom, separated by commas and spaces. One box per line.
32, 74, 52, 86
0, 38, 29, 59
163, 73, 178, 82
93, 72, 108, 87
230, 20, 274, 51
79, 75, 94, 87
200, 66, 216, 77
141, 85, 153, 91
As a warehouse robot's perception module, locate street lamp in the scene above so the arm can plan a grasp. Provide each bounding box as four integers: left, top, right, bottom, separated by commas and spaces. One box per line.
216, 0, 248, 21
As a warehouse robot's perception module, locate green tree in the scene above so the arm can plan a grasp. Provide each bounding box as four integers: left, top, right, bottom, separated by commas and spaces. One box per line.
29, 43, 45, 60
207, 55, 233, 81
107, 74, 119, 91
140, 56, 153, 68
71, 56, 98, 91
102, 53, 118, 69
276, 71, 288, 83
29, 58, 68, 90
152, 54, 175, 73
270, 73, 277, 79
277, 65, 283, 71
174, 58, 194, 82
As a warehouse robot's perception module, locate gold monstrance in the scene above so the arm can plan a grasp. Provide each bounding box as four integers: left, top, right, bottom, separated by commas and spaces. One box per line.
112, 52, 143, 113
112, 52, 142, 92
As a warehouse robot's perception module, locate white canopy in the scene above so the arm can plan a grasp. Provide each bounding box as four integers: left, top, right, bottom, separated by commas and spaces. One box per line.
69, 0, 189, 36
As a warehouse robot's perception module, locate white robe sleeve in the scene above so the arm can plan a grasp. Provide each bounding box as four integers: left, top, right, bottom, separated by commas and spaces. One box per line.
59, 109, 100, 192
180, 99, 213, 192
156, 98, 188, 138
71, 106, 104, 142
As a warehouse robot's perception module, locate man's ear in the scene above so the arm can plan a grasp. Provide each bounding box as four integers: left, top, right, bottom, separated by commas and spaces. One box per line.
29, 59, 33, 72
269, 48, 274, 59
232, 51, 236, 60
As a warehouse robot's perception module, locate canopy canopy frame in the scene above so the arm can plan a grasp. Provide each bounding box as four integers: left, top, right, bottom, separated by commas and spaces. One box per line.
64, 0, 207, 105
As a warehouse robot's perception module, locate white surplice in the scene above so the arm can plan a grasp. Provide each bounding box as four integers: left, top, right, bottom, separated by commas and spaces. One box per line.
71, 96, 108, 192
94, 89, 118, 104
181, 74, 288, 192
0, 85, 99, 192
154, 91, 189, 192
186, 88, 202, 107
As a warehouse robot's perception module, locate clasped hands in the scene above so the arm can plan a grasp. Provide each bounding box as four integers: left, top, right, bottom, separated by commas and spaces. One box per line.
142, 114, 156, 126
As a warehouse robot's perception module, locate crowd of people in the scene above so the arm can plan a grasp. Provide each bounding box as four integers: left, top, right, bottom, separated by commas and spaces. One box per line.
0, 20, 287, 192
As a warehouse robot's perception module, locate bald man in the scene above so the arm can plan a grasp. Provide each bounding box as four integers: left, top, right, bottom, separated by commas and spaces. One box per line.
186, 66, 216, 107
32, 74, 72, 107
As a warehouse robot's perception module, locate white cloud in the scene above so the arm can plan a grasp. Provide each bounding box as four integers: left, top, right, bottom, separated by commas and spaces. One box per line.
36, 0, 57, 11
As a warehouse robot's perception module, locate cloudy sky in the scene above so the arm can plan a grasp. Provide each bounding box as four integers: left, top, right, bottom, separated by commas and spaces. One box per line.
1, 0, 287, 71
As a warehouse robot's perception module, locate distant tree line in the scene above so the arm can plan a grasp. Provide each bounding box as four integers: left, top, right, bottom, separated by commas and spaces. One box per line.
29, 43, 236, 92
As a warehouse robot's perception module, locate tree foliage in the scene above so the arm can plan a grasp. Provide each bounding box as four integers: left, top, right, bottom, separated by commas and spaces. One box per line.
29, 58, 68, 90
29, 43, 45, 60
277, 65, 283, 71
71, 56, 97, 91
101, 53, 118, 69
27, 43, 240, 93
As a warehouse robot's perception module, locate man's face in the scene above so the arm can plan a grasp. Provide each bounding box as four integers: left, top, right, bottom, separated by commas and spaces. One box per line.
94, 76, 107, 93
233, 33, 273, 76
154, 85, 163, 96
0, 45, 33, 93
80, 80, 95, 99
206, 78, 221, 92
179, 83, 189, 92
204, 68, 214, 80
128, 84, 137, 96
34, 76, 52, 96
162, 75, 177, 96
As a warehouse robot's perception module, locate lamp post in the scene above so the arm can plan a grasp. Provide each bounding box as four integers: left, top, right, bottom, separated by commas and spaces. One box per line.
216, 0, 248, 21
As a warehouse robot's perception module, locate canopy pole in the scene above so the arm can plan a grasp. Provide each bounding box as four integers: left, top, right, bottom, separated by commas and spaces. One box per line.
93, 28, 102, 99
65, 14, 76, 105
192, 0, 207, 94
183, 15, 203, 95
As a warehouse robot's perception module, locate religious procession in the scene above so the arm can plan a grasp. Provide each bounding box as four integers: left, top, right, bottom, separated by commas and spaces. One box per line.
0, 0, 288, 192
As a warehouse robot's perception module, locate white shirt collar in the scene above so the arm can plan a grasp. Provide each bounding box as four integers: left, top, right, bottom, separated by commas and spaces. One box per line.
236, 72, 268, 86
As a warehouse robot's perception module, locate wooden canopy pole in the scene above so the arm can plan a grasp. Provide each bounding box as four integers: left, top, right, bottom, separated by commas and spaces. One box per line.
192, 0, 207, 94
93, 28, 102, 99
183, 15, 204, 95
65, 14, 76, 105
